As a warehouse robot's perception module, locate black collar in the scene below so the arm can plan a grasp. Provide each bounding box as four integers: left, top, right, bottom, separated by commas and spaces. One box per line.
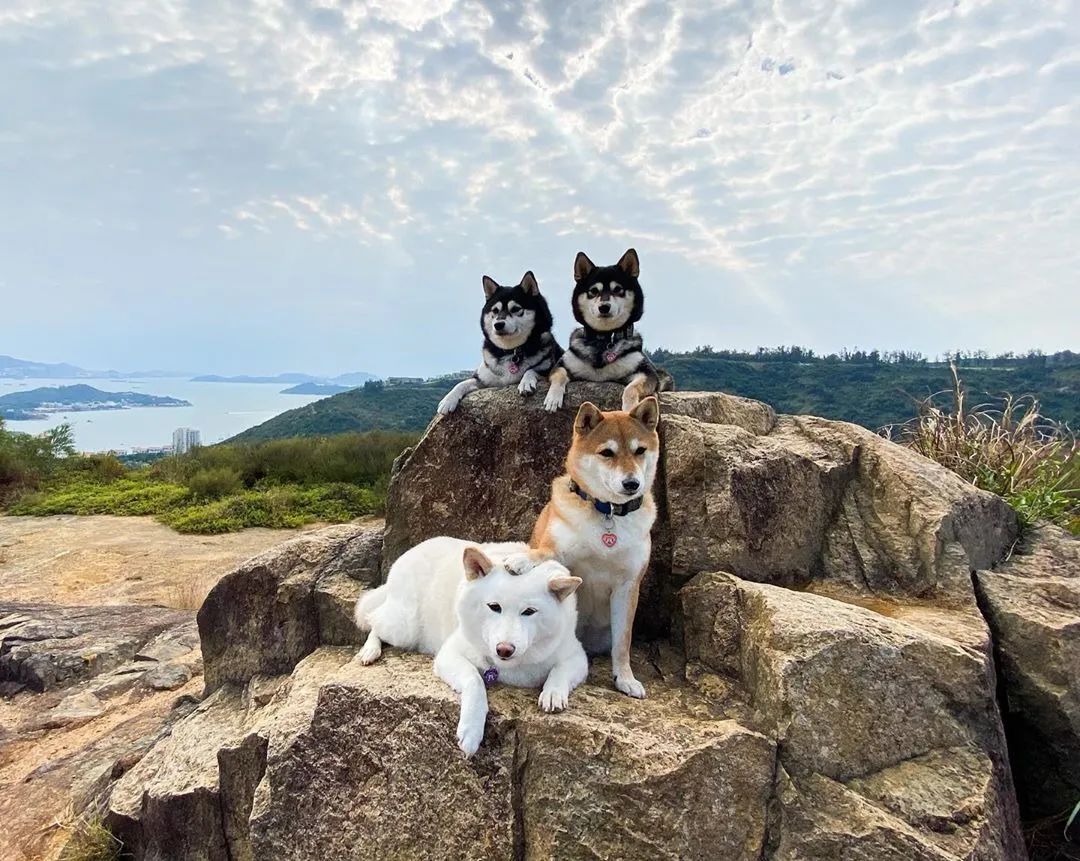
582, 324, 633, 347
568, 479, 644, 517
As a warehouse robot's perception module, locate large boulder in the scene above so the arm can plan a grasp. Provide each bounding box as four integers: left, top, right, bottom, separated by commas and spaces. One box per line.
90, 387, 1042, 860
198, 523, 381, 689
678, 572, 1025, 860
974, 525, 1080, 820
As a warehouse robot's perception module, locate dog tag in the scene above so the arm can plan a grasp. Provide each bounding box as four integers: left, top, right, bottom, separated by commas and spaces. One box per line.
603, 350, 618, 364
483, 667, 499, 687
508, 362, 519, 375
601, 532, 618, 548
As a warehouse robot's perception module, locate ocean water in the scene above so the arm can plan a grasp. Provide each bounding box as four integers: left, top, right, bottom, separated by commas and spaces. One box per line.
0, 377, 325, 452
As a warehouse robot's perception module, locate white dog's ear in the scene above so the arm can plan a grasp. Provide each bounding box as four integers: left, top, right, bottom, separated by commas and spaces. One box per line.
482, 276, 500, 299
463, 546, 494, 580
520, 271, 539, 295
616, 248, 640, 278
574, 401, 603, 435
629, 396, 659, 431
573, 251, 595, 283
549, 575, 582, 602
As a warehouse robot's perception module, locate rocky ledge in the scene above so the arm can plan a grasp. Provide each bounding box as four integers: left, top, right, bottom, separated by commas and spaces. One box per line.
90, 384, 1078, 860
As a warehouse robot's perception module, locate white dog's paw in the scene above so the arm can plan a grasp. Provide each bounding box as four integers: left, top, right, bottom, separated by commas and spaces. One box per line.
357, 639, 382, 665
518, 376, 537, 396
456, 716, 485, 758
437, 393, 460, 414
614, 674, 646, 699
543, 388, 565, 412
538, 685, 569, 713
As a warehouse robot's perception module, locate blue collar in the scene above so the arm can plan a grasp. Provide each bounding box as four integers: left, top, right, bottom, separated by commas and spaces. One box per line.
568, 479, 644, 517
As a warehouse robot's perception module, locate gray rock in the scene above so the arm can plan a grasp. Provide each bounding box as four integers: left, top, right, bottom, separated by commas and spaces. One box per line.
142, 662, 194, 691
313, 571, 366, 646
198, 523, 383, 691
975, 525, 1080, 819
0, 602, 192, 691
42, 690, 105, 728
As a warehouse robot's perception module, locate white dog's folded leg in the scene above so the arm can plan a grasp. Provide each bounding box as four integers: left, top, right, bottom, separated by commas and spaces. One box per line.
357, 630, 383, 665
437, 377, 481, 414
434, 645, 489, 758
538, 647, 589, 713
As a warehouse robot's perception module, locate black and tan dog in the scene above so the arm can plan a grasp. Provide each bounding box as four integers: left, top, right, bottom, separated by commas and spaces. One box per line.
438, 272, 563, 414
543, 248, 670, 412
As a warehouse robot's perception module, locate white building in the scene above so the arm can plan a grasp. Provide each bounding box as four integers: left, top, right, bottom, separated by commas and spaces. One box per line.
172, 427, 202, 454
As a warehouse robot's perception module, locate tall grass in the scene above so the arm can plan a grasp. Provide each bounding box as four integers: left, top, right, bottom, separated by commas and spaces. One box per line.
887, 364, 1079, 534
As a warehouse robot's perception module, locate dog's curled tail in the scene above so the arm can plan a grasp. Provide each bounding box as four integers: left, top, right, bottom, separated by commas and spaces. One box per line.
354, 584, 388, 632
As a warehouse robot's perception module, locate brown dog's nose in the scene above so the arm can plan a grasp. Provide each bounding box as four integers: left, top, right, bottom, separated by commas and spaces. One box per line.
496, 642, 516, 659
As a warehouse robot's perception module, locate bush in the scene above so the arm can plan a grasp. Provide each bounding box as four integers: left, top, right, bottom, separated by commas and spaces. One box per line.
887, 364, 1079, 534
185, 467, 243, 499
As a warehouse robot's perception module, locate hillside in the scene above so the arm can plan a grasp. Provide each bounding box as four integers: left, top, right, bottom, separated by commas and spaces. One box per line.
227, 380, 452, 442
227, 351, 1080, 442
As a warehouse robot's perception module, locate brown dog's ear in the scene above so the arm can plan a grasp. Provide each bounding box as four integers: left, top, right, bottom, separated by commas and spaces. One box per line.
574, 402, 603, 435
549, 575, 582, 602
463, 546, 494, 581
520, 271, 539, 295
482, 276, 500, 299
616, 248, 640, 278
629, 396, 659, 431
574, 252, 595, 283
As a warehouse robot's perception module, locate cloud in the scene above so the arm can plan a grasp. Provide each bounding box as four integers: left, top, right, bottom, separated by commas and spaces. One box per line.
0, 0, 1078, 375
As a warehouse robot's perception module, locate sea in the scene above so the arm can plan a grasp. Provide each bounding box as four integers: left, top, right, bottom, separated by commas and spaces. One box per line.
0, 377, 325, 453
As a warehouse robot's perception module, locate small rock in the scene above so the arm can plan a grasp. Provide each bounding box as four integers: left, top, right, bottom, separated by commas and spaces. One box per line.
142, 663, 194, 691
43, 691, 105, 728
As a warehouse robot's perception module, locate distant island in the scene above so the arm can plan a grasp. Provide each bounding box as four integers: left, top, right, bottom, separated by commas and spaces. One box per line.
0, 354, 188, 380
0, 385, 190, 420
193, 371, 377, 385
280, 382, 356, 395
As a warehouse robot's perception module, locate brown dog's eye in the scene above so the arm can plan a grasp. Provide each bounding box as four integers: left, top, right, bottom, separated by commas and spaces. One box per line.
599, 449, 616, 458
635, 447, 646, 456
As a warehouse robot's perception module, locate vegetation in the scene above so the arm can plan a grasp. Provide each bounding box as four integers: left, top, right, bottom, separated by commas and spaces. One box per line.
653, 347, 1080, 430
58, 814, 122, 861
227, 378, 457, 442
2, 427, 416, 534
886, 365, 1079, 535
230, 350, 1080, 442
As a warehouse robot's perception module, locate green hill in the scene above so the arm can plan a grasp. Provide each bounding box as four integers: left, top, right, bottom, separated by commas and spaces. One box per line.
227, 351, 1080, 443
227, 380, 453, 442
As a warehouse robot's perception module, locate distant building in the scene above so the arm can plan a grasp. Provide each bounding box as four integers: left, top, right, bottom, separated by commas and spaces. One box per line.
172, 427, 201, 454
384, 376, 425, 387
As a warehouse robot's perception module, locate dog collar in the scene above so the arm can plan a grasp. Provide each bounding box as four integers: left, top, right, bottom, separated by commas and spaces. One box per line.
568, 479, 643, 517
584, 324, 633, 347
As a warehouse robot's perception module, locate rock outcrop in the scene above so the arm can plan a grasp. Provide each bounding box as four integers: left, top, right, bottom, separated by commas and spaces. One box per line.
974, 525, 1080, 821
87, 383, 1080, 860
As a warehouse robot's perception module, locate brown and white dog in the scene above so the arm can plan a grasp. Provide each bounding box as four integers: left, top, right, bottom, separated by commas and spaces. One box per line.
509, 396, 660, 698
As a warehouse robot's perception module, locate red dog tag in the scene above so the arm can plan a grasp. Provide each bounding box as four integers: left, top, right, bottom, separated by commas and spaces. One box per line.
604, 351, 618, 364
601, 532, 618, 548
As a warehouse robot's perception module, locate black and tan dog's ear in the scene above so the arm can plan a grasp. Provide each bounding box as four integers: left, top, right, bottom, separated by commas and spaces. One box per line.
482, 276, 500, 299
616, 248, 640, 278
463, 546, 494, 581
549, 575, 582, 602
629, 396, 659, 431
574, 401, 603, 435
520, 271, 539, 295
573, 252, 595, 283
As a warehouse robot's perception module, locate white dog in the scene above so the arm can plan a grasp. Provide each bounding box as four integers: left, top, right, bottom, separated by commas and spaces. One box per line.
354, 537, 588, 757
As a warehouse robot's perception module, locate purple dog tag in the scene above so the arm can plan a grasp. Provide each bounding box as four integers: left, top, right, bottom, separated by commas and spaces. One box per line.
482, 667, 499, 687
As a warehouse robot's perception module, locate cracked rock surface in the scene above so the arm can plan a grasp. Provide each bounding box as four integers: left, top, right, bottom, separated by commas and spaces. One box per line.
93, 385, 1080, 860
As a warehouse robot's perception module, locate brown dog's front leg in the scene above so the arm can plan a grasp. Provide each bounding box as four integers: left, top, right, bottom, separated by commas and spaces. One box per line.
609, 573, 645, 698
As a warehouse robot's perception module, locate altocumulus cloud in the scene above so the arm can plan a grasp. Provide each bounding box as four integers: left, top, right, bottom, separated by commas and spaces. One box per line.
0, 0, 1077, 375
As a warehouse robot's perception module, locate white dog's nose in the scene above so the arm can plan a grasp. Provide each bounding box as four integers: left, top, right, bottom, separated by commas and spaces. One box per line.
496, 642, 516, 659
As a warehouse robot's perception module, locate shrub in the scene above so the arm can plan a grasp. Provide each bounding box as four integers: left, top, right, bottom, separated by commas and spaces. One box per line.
185, 467, 243, 499
887, 364, 1079, 534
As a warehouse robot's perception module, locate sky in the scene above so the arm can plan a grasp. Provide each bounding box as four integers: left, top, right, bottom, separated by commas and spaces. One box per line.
1, 0, 1078, 378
